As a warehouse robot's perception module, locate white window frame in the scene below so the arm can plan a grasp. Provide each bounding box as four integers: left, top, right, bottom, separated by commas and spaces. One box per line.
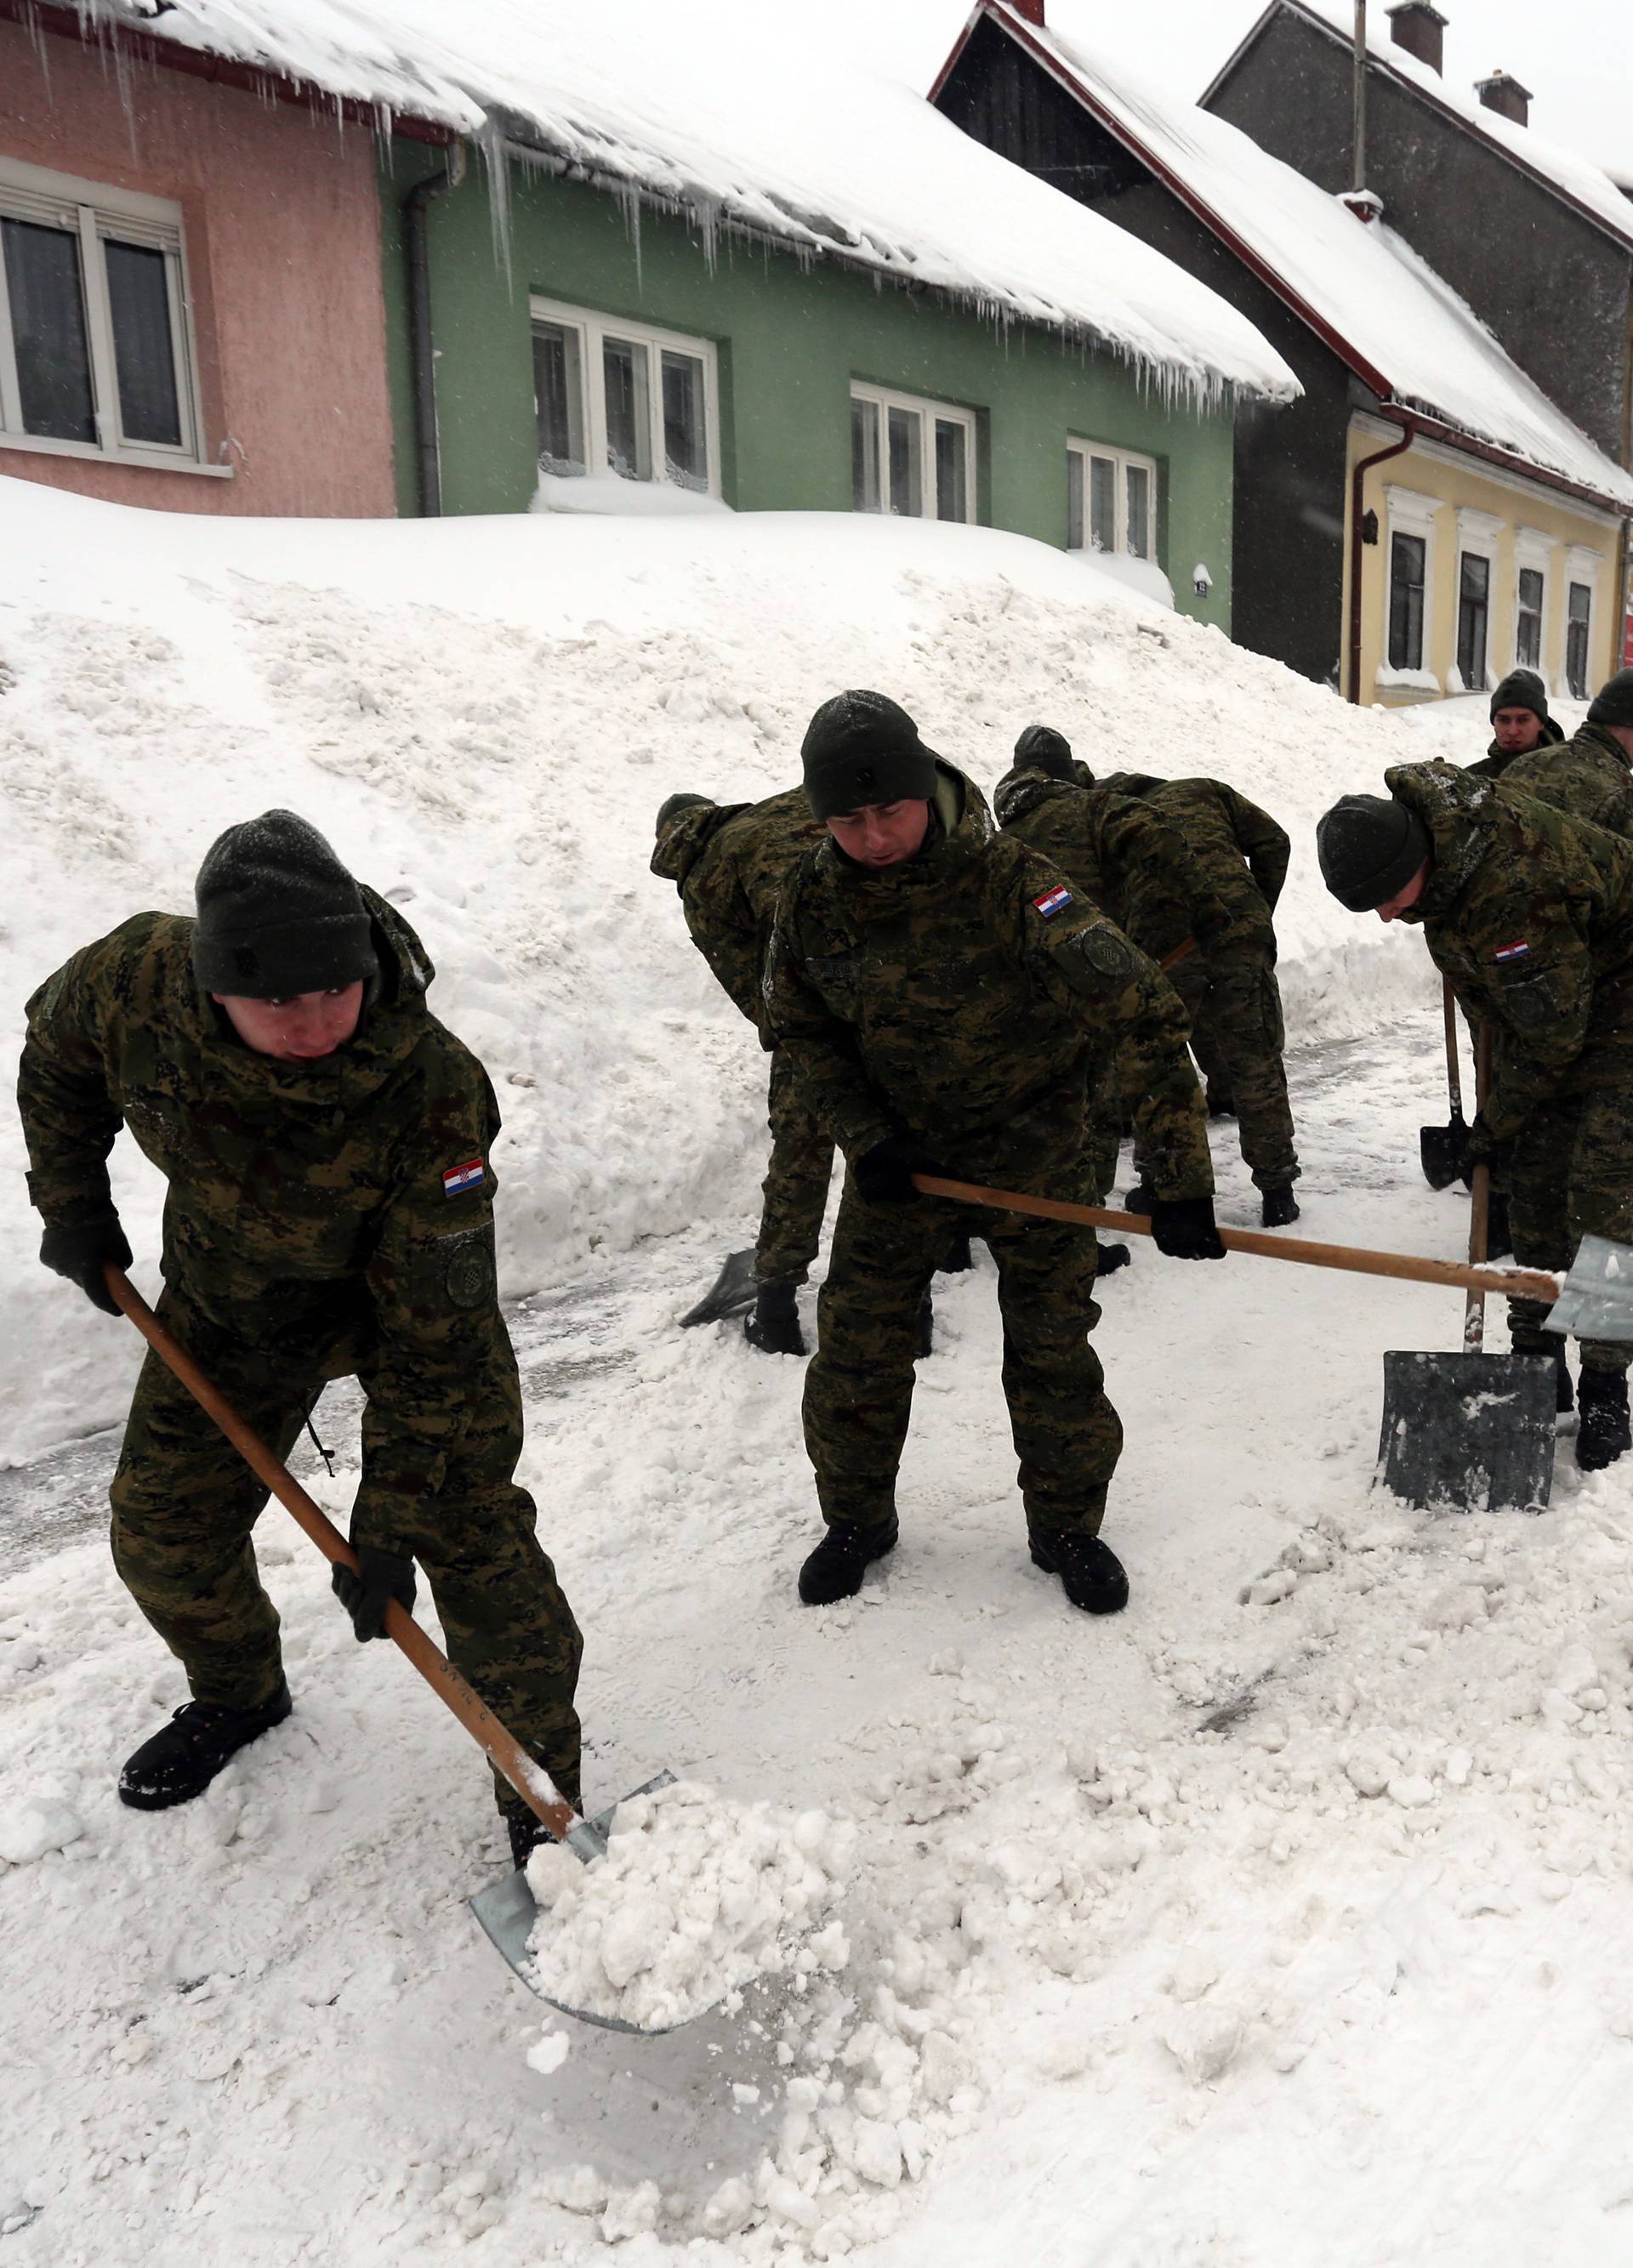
1067, 437, 1158, 560
1511, 526, 1556, 674
1383, 486, 1443, 679
850, 382, 976, 525
528, 294, 721, 497
1565, 546, 1602, 700
1453, 505, 1503, 695
0, 154, 219, 475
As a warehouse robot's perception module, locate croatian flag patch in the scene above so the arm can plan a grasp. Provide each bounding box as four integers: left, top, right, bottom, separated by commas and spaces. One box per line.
442, 1157, 485, 1197
1034, 885, 1073, 919
1494, 939, 1531, 963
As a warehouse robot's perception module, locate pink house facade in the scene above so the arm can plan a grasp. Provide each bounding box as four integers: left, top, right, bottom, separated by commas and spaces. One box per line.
0, 3, 439, 517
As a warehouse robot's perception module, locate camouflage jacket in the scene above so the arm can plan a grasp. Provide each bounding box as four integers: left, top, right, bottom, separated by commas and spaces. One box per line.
1465, 718, 1563, 783
651, 787, 826, 1043
1501, 721, 1633, 838
1387, 760, 1633, 1140
992, 765, 1232, 975
18, 892, 513, 1553
765, 765, 1213, 1200
1098, 770, 1288, 946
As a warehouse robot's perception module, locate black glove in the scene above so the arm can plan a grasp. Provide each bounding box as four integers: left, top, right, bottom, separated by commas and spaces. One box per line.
332, 1545, 417, 1641
1463, 1111, 1497, 1174
854, 1137, 953, 1206
39, 1211, 133, 1316
1149, 1195, 1226, 1261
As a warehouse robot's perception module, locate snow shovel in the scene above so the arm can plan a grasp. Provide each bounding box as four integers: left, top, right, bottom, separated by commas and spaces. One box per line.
104, 1264, 684, 2037
1379, 1029, 1556, 1512
1420, 979, 1472, 1191
679, 1247, 758, 1327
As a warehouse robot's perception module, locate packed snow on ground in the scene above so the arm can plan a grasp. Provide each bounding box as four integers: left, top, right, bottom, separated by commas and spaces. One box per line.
14, 479, 1632, 2267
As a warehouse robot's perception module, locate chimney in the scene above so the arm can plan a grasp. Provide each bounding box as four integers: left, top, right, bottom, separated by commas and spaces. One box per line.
1385, 1, 1447, 75
1474, 70, 1532, 125
1009, 0, 1045, 20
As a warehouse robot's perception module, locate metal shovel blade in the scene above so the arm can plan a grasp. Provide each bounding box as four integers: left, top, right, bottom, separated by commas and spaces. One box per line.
679, 1248, 758, 1328
1377, 1352, 1555, 1512
1544, 1233, 1633, 1345
469, 1771, 689, 2035
1420, 1109, 1471, 1192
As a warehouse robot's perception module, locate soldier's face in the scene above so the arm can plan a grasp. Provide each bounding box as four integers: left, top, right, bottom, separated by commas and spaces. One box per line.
825, 799, 931, 870
1375, 863, 1429, 924
1492, 708, 1545, 753
212, 983, 366, 1061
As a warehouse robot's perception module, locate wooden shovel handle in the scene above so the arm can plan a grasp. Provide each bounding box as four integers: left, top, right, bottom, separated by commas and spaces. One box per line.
1465, 1024, 1494, 1350
911, 1177, 1561, 1306
105, 1265, 577, 1842
1442, 978, 1465, 1116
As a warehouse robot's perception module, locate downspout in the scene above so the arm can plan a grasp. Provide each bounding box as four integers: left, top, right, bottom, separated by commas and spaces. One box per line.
402, 143, 464, 518
1352, 0, 1368, 195
1347, 411, 1415, 702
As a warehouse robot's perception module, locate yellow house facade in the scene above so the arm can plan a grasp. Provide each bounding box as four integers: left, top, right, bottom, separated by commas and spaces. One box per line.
1346, 416, 1630, 710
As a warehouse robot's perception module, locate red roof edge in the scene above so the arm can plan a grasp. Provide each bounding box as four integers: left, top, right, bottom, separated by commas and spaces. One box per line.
2, 0, 457, 145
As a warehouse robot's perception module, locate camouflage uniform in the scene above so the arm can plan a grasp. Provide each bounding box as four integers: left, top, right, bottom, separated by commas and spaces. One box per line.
17, 894, 583, 1815
765, 765, 1212, 1538
1100, 770, 1298, 1192
1387, 759, 1633, 1373
1501, 721, 1633, 839
993, 763, 1230, 1199
651, 789, 834, 1283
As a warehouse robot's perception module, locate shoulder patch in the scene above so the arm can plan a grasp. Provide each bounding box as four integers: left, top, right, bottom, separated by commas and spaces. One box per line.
1493, 939, 1531, 963
443, 1157, 485, 1197
1033, 885, 1073, 918
1073, 928, 1135, 981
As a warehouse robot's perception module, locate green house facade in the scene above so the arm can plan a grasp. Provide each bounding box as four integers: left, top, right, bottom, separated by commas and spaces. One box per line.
379, 146, 1257, 634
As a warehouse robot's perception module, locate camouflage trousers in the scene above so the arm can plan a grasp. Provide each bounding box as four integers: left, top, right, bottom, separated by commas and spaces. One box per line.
757, 1049, 834, 1286
109, 1286, 583, 1816
804, 1157, 1120, 1538
1501, 1040, 1633, 1375
1179, 943, 1298, 1191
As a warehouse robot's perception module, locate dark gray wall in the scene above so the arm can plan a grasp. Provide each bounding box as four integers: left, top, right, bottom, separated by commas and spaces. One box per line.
938, 14, 1355, 684
1207, 8, 1633, 463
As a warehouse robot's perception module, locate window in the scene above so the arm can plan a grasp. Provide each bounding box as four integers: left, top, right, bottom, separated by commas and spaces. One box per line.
1067, 440, 1157, 560
528, 297, 720, 495
1388, 532, 1427, 670
1457, 552, 1491, 691
1568, 581, 1593, 698
849, 384, 976, 523
1515, 567, 1545, 671
0, 156, 208, 470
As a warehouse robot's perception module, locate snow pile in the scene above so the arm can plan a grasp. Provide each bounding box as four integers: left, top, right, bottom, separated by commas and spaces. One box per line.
1029, 14, 1633, 502
120, 0, 1295, 405
523, 1780, 854, 2031
0, 476, 1431, 1458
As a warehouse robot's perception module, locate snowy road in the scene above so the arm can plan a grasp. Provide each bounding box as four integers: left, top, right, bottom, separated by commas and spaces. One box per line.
8, 1011, 1633, 2267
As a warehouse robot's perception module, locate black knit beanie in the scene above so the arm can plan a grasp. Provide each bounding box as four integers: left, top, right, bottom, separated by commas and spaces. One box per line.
1588, 668, 1633, 730
1488, 668, 1550, 725
800, 691, 939, 822
1013, 724, 1078, 783
193, 810, 378, 998
655, 791, 712, 838
1316, 793, 1432, 913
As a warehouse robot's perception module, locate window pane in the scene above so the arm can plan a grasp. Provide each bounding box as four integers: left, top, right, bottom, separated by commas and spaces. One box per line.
1568, 581, 1592, 698
1089, 456, 1116, 552
104, 238, 181, 446
532, 321, 585, 474
1067, 451, 1084, 550
934, 418, 967, 523
851, 396, 880, 512
1388, 531, 1425, 671
602, 336, 651, 480
661, 349, 708, 491
1124, 463, 1152, 559
3, 216, 96, 444
1516, 566, 1544, 670
887, 406, 921, 517
1458, 553, 1490, 691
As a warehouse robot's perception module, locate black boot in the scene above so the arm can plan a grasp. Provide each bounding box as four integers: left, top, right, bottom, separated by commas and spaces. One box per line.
743, 1280, 806, 1356
937, 1235, 974, 1274
1577, 1368, 1630, 1471
1549, 1344, 1574, 1415
1028, 1530, 1129, 1615
1095, 1241, 1131, 1276
798, 1517, 899, 1606
1122, 1184, 1156, 1216
118, 1682, 292, 1810
1260, 1185, 1300, 1228
1205, 1087, 1235, 1120
916, 1291, 934, 1360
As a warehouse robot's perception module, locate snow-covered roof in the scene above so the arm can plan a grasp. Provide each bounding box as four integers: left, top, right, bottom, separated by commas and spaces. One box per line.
1209, 0, 1633, 256
86, 0, 1297, 408
932, 3, 1633, 510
